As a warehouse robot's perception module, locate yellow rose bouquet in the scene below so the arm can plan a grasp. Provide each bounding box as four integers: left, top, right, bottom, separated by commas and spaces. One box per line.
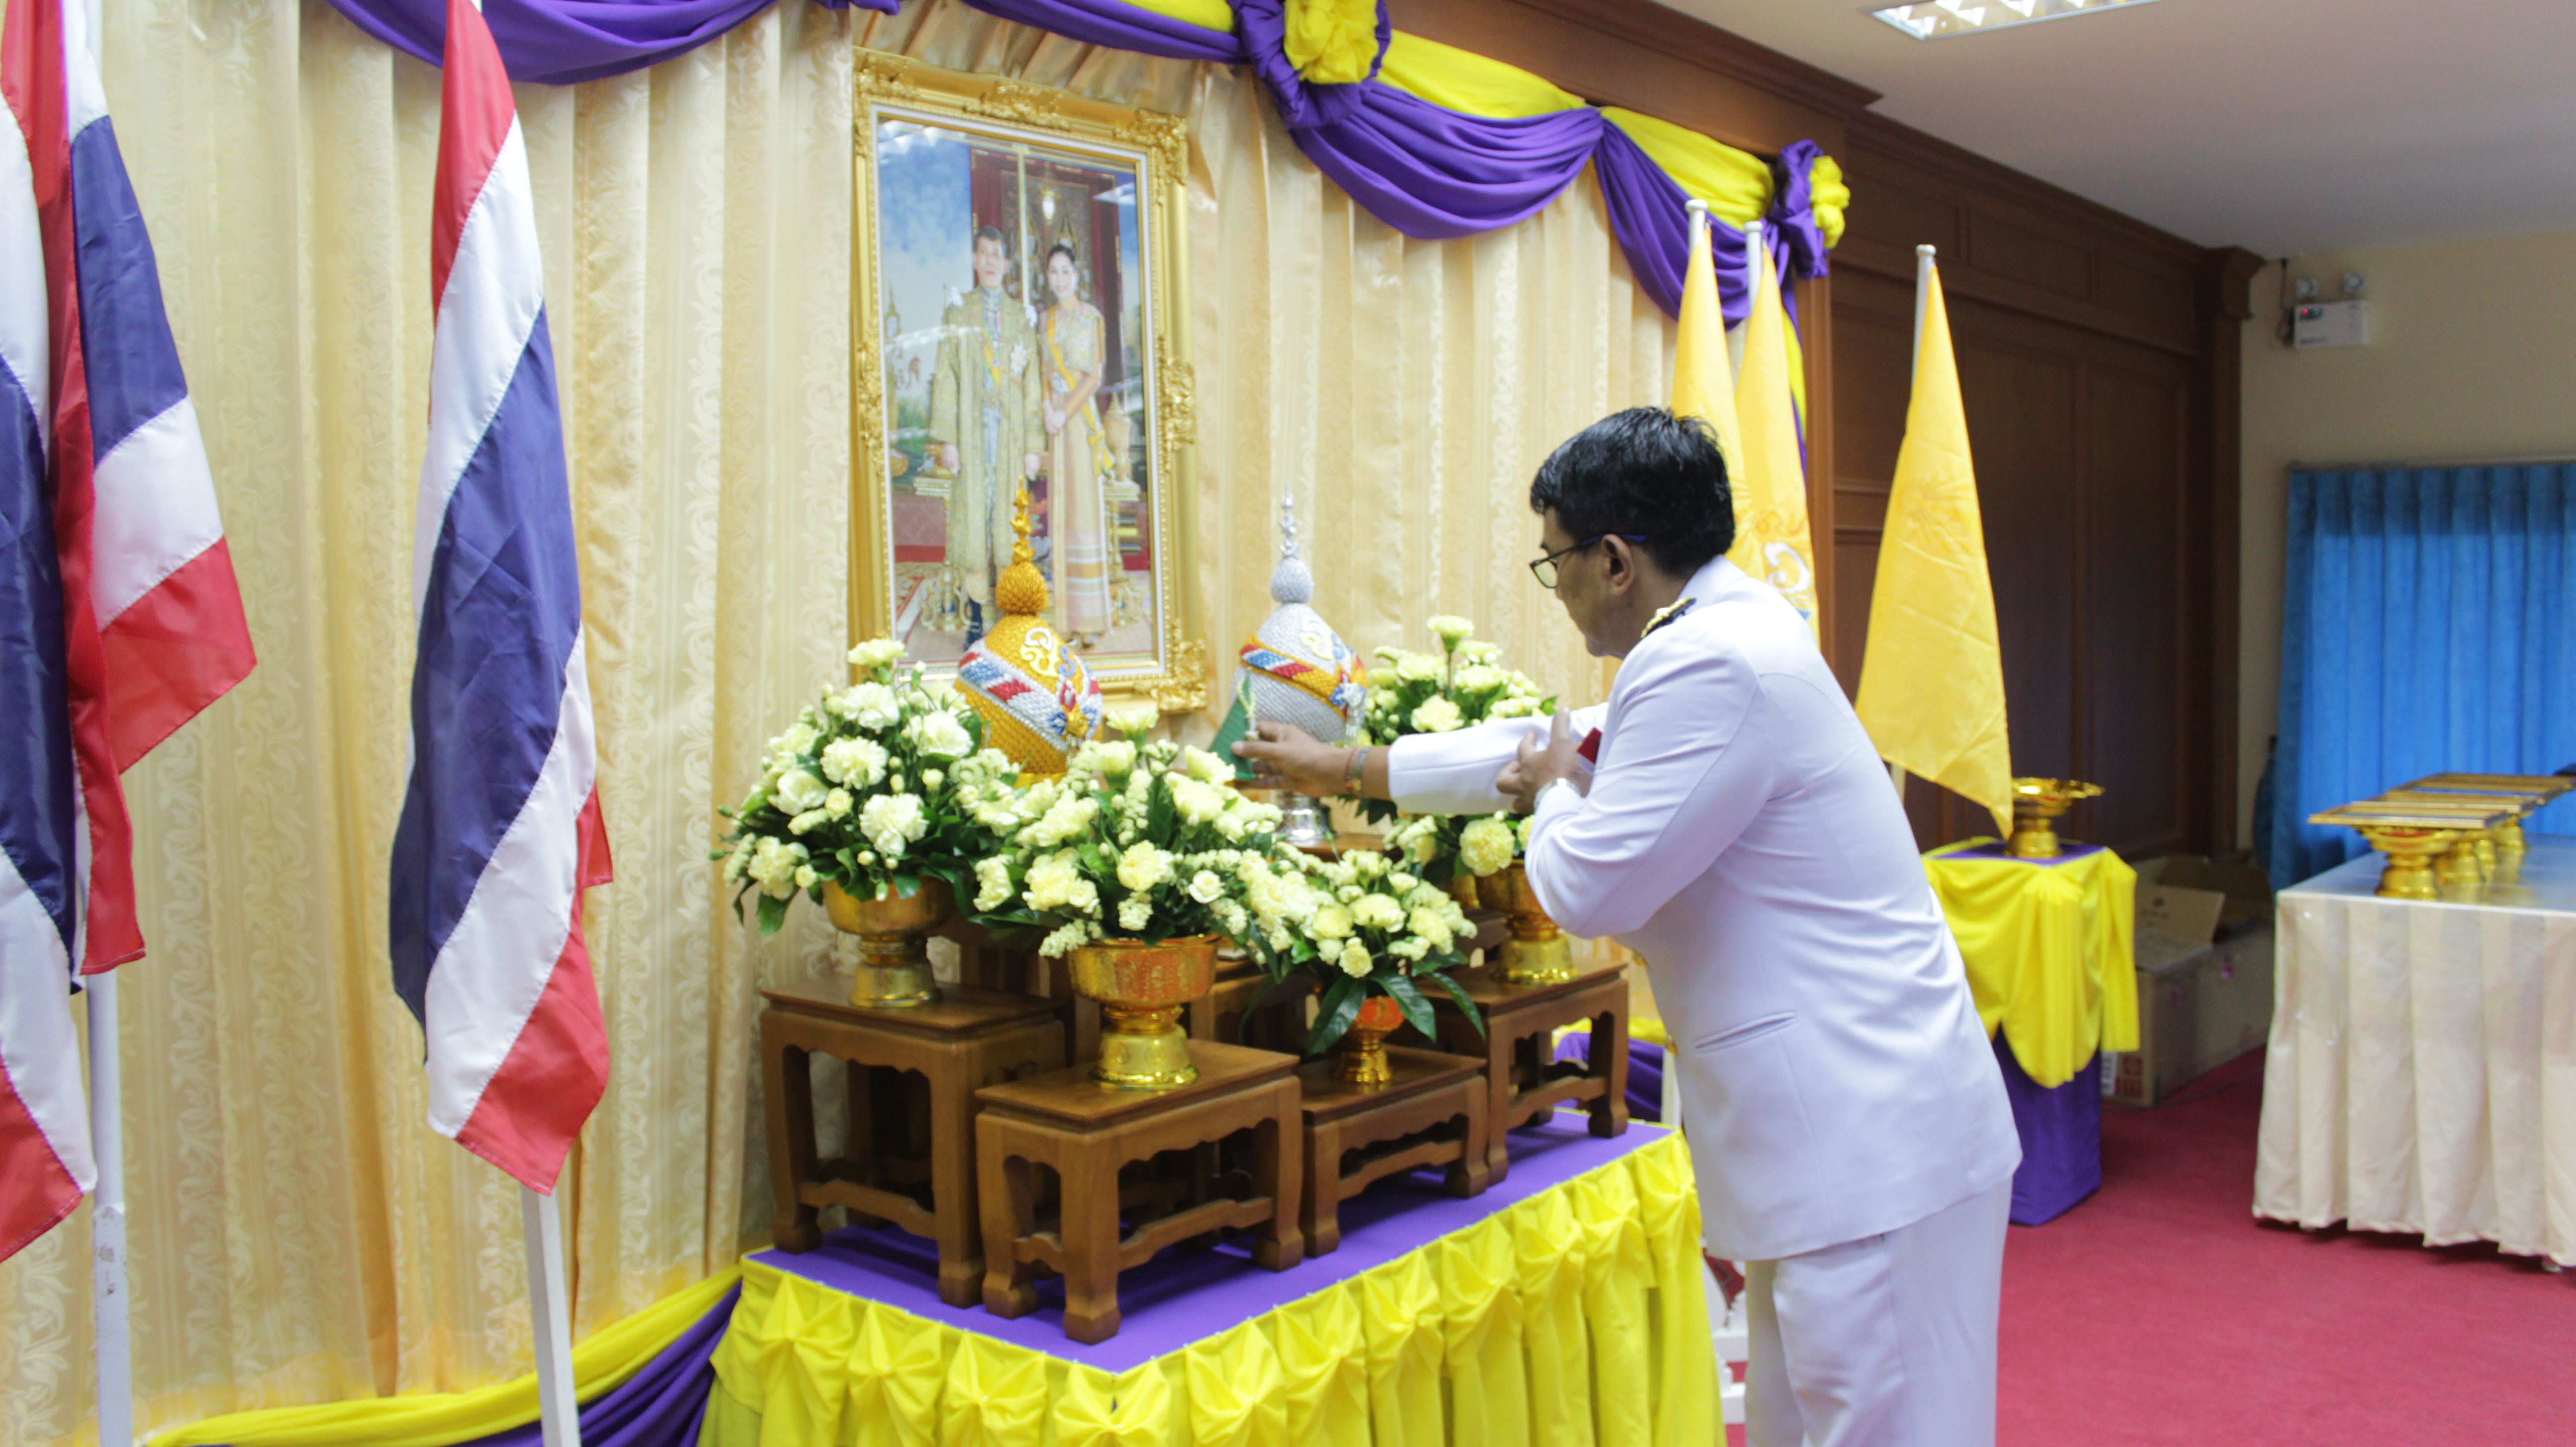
1235, 848, 1485, 1054
715, 638, 1019, 934
1358, 615, 1554, 885
964, 712, 1291, 957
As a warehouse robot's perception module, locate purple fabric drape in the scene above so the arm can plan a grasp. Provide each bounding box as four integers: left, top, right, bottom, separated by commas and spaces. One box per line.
320, 0, 1830, 314
201, 1283, 741, 1447
1994, 1030, 2103, 1226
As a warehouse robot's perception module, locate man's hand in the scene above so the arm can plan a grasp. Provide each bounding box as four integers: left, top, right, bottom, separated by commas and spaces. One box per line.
1502, 711, 1585, 813
936, 443, 960, 474
1023, 452, 1044, 480
1231, 722, 1349, 797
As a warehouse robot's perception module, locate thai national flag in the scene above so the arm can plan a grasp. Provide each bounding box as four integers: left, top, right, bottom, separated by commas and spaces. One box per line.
0, 0, 253, 1260
388, 0, 609, 1193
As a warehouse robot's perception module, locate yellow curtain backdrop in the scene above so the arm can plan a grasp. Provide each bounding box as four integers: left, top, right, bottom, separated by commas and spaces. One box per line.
0, 3, 1677, 1443
698, 1132, 1712, 1447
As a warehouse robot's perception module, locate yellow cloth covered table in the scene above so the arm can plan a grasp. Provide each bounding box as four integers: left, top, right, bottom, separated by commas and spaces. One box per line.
699, 1123, 1712, 1447
1924, 841, 2139, 1088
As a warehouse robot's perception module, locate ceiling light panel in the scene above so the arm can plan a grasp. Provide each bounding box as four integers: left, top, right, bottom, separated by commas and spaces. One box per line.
1869, 0, 2165, 42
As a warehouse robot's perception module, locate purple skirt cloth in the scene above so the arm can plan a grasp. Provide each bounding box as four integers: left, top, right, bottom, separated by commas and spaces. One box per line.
1995, 1027, 2102, 1226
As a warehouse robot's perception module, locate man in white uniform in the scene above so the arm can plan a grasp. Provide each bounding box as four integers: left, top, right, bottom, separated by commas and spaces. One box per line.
1237, 407, 2021, 1446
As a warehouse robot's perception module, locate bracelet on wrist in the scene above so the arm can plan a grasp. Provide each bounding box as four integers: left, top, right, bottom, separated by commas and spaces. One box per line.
1342, 745, 1369, 797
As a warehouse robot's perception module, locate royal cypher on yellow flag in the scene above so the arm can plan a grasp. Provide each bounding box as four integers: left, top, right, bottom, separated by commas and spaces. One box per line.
1670, 209, 1746, 493
1854, 260, 2013, 835
1728, 239, 1819, 625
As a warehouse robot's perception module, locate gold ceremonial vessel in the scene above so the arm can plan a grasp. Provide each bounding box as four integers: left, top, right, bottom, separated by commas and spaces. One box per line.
2309, 801, 2513, 901
1067, 935, 1218, 1089
1476, 861, 1576, 986
2397, 774, 2572, 861
2007, 778, 2103, 860
823, 877, 956, 1007
1339, 993, 1406, 1088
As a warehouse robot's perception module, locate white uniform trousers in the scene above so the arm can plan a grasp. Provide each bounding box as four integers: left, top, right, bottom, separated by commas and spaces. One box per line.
1742, 1177, 2011, 1447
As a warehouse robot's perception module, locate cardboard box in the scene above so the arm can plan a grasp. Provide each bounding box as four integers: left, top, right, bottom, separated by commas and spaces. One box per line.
2104, 855, 2276, 1107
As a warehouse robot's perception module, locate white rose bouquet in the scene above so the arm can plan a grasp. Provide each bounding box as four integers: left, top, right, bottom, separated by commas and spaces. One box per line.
965, 711, 1291, 957
715, 638, 1018, 933
1233, 848, 1484, 1052
1358, 616, 1555, 884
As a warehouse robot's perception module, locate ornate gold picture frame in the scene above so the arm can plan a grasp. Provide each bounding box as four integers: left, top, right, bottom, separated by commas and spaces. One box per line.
851, 53, 1206, 712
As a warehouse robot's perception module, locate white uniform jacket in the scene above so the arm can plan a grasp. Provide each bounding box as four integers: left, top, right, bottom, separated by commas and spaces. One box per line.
1389, 557, 2019, 1262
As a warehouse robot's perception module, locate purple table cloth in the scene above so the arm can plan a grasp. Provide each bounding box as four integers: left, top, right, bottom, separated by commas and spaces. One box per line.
758, 1113, 1669, 1370
1995, 1026, 2101, 1225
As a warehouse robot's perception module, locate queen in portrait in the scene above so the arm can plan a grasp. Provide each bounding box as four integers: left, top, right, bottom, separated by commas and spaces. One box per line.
1039, 241, 1120, 649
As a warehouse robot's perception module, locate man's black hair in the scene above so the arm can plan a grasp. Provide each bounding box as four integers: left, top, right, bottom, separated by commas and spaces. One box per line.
1527, 407, 1735, 576
973, 224, 1008, 250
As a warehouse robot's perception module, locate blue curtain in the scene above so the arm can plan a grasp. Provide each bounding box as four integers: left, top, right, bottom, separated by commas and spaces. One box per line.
2270, 464, 2576, 889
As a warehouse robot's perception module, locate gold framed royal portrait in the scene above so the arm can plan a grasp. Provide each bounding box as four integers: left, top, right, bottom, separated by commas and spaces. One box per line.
850, 53, 1206, 712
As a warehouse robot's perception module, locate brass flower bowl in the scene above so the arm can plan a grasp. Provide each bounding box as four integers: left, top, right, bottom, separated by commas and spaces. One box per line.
1067, 935, 1218, 1089
1475, 861, 1575, 986
823, 878, 955, 1008
2008, 778, 2104, 859
1338, 993, 1405, 1088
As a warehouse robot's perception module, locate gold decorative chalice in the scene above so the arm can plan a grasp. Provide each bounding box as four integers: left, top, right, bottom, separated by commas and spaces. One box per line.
1066, 936, 1217, 1089
1476, 861, 1577, 986
823, 878, 955, 1007
2008, 778, 2103, 860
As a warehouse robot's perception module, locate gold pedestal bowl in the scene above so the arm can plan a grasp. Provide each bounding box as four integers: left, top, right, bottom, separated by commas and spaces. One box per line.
824, 878, 956, 1008
1476, 861, 1576, 986
1067, 936, 1218, 1089
1338, 994, 1404, 1088
2008, 778, 2104, 860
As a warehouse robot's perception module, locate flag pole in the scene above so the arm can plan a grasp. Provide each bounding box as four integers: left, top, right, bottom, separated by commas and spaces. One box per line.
522, 1184, 581, 1447
86, 975, 130, 1447
1888, 243, 1938, 802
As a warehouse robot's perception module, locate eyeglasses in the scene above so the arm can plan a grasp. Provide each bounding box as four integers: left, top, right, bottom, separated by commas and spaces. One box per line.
1528, 534, 1645, 589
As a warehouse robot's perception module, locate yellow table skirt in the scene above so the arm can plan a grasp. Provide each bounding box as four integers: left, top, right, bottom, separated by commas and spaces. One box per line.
1925, 840, 2140, 1088
700, 1129, 1715, 1447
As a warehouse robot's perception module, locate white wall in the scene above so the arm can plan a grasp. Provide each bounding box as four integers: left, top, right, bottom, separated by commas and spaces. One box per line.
2238, 230, 2576, 837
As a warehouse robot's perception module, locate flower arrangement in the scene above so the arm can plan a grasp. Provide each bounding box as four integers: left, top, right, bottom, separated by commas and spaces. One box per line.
1234, 848, 1483, 1053
966, 712, 1289, 957
1358, 615, 1554, 884
716, 638, 1018, 933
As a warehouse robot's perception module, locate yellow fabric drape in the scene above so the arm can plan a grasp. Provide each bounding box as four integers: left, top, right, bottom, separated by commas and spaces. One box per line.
1377, 32, 1585, 119
1600, 109, 1773, 228
1855, 261, 2014, 836
698, 1131, 1715, 1447
153, 1270, 739, 1447
1925, 843, 2141, 1087
0, 4, 1677, 1442
1283, 0, 1379, 85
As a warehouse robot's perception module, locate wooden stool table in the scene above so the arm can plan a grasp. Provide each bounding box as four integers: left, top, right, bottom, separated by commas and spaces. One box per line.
759, 976, 1065, 1307
976, 1041, 1304, 1344
1191, 956, 1306, 1053
1296, 1045, 1489, 1255
1428, 963, 1629, 1184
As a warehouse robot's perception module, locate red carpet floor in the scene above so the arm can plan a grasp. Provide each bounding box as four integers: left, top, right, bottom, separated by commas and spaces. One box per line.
1997, 1052, 2576, 1446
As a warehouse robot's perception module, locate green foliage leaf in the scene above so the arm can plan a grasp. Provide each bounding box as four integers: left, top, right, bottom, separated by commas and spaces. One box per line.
755, 892, 789, 935
1421, 967, 1484, 1038
1380, 969, 1437, 1039
1308, 975, 1365, 1055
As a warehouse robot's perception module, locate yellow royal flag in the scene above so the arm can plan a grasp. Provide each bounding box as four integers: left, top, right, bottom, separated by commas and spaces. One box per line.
1855, 260, 2013, 835
1728, 235, 1819, 625
1670, 209, 1746, 496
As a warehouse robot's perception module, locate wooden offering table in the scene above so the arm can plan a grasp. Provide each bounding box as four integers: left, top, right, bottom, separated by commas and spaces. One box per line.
1295, 1046, 1488, 1255
758, 976, 1065, 1307
1428, 962, 1629, 1183
976, 1040, 1304, 1344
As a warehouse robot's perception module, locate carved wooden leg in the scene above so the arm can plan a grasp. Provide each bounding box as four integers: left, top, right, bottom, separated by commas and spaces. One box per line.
1060, 1139, 1124, 1345
1591, 1002, 1630, 1140
1485, 1029, 1515, 1185
929, 1066, 982, 1309
979, 1120, 1041, 1319
1251, 1087, 1304, 1272
842, 1062, 891, 1230
1447, 1094, 1493, 1199
1301, 1116, 1340, 1257
762, 1020, 821, 1252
